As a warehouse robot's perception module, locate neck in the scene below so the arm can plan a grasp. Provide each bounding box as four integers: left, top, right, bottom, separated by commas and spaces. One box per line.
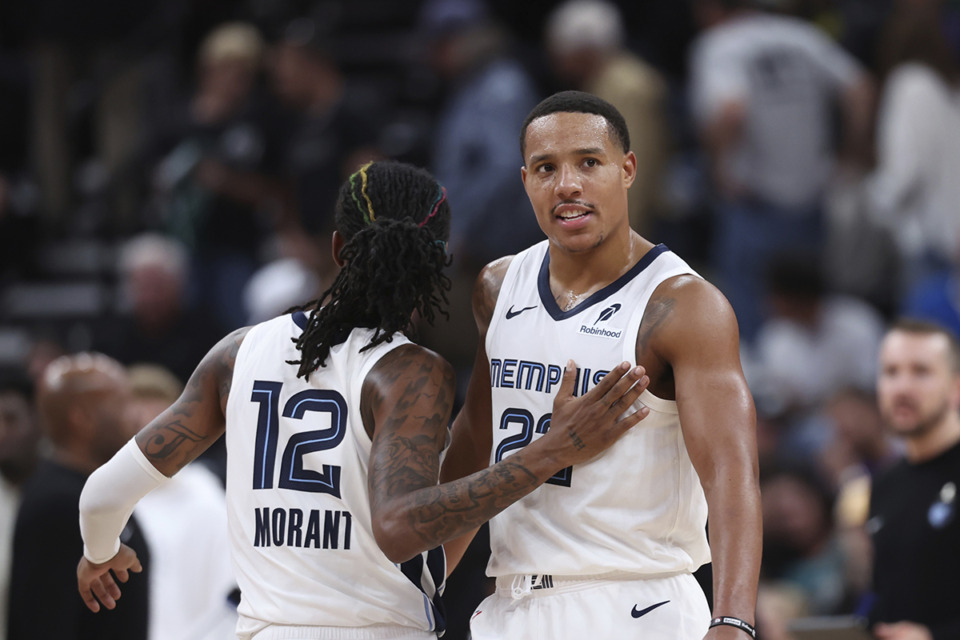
906, 416, 960, 463
548, 229, 651, 300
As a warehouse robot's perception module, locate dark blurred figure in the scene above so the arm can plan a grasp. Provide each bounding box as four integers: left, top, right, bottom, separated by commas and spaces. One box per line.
869, 320, 960, 639
150, 22, 285, 330
746, 255, 884, 458
760, 461, 856, 616
0, 375, 40, 640
544, 0, 671, 236
421, 0, 542, 272
688, 0, 874, 343
269, 17, 382, 271
18, 0, 161, 226
8, 354, 150, 640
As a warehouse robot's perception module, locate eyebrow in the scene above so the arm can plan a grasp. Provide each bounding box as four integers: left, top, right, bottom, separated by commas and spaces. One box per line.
528, 147, 606, 165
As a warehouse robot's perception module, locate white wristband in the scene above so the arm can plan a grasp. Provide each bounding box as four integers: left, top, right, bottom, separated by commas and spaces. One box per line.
79, 438, 170, 563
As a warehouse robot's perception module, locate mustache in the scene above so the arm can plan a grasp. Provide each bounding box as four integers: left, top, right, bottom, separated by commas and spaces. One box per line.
551, 200, 594, 215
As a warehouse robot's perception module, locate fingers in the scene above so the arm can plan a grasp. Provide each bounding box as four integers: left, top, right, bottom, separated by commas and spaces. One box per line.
90, 574, 120, 610
603, 365, 648, 413
79, 586, 101, 613
584, 361, 633, 399
555, 360, 578, 401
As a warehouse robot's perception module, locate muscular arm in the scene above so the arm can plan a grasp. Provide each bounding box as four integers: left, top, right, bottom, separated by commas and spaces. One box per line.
366, 260, 651, 564
647, 277, 761, 638
135, 326, 248, 475
77, 327, 247, 611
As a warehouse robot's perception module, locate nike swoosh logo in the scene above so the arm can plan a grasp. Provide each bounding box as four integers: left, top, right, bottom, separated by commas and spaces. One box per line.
505, 305, 537, 319
631, 600, 670, 619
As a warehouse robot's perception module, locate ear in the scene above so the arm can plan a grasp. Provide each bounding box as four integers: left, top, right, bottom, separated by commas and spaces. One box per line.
520, 164, 528, 187
332, 230, 346, 267
621, 151, 637, 189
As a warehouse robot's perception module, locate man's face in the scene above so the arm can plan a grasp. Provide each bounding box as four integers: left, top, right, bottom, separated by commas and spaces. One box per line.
521, 112, 635, 255
877, 330, 960, 439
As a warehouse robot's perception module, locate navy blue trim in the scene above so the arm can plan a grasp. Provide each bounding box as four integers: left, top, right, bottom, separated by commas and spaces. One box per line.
399, 548, 447, 635
537, 244, 669, 321
292, 311, 309, 330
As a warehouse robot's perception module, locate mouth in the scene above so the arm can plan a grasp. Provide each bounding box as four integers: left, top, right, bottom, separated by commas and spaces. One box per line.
553, 202, 593, 221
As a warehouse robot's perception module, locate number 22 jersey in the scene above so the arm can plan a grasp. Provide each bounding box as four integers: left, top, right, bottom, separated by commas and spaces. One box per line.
224, 312, 445, 638
485, 241, 711, 578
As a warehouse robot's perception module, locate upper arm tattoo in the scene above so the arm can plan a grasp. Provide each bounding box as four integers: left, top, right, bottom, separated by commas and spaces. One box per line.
637, 291, 676, 355
138, 327, 249, 474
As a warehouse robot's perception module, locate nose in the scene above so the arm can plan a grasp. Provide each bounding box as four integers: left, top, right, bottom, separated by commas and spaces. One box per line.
555, 164, 582, 199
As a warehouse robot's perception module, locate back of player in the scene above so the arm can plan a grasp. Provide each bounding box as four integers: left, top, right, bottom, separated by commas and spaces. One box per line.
226, 311, 444, 640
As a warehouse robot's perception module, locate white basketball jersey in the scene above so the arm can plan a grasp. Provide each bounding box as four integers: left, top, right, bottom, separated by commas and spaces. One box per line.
485, 241, 711, 578
225, 312, 445, 637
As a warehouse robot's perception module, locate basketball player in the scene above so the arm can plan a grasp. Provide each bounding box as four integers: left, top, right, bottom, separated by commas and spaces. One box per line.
76, 161, 651, 640
440, 92, 762, 640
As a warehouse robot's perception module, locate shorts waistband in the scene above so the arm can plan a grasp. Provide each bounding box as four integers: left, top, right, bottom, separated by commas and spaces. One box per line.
496, 570, 685, 600
247, 624, 434, 640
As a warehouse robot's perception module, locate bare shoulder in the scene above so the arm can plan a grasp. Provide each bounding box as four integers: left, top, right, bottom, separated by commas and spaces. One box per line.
209, 326, 252, 409
361, 343, 456, 439
641, 275, 740, 361
473, 256, 514, 328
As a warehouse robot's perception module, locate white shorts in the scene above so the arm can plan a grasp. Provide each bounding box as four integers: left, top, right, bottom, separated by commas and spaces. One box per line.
244, 624, 435, 640
470, 573, 710, 640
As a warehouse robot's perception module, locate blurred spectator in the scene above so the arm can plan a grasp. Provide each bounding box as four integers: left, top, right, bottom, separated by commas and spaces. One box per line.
545, 0, 671, 236
689, 0, 874, 342
150, 22, 285, 330
96, 233, 222, 385
867, 2, 960, 298
868, 319, 960, 639
760, 461, 855, 615
8, 353, 150, 640
822, 387, 901, 495
746, 255, 885, 457
95, 233, 225, 479
421, 0, 542, 272
269, 18, 383, 246
0, 375, 40, 640
125, 364, 237, 640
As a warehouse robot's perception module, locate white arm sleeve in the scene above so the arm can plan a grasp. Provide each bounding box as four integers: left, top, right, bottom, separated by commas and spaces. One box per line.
79, 438, 171, 563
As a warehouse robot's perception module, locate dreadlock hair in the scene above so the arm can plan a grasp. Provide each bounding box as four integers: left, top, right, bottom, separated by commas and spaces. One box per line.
291, 160, 452, 377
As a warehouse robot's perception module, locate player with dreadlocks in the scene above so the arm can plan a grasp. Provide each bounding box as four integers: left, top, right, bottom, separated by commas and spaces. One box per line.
75, 160, 651, 639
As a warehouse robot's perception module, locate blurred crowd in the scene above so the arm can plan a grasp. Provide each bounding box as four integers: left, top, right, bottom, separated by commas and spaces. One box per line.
2, 0, 960, 638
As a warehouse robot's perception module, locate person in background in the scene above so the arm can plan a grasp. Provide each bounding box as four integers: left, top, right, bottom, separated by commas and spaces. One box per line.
869, 319, 960, 639
545, 0, 671, 236
0, 375, 40, 640
8, 354, 150, 640
688, 0, 873, 343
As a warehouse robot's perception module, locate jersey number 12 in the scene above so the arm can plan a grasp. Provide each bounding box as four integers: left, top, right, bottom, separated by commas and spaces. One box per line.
249, 381, 347, 496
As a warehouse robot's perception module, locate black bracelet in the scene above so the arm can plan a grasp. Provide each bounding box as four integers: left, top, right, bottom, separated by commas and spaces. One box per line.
709, 616, 757, 638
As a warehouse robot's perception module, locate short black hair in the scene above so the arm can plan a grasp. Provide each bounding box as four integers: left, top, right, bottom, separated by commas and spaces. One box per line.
519, 90, 630, 160
291, 161, 452, 377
